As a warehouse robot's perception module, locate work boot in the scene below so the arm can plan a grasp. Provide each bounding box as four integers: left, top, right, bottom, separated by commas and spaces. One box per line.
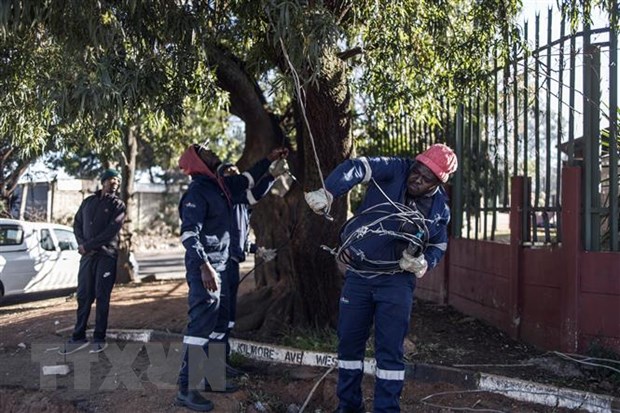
175, 390, 214, 412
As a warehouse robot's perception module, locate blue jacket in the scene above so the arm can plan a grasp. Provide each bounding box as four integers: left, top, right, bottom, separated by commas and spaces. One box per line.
229, 175, 275, 262
179, 155, 271, 272
324, 156, 450, 273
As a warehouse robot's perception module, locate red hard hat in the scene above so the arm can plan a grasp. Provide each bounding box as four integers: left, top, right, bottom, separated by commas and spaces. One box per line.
416, 143, 458, 183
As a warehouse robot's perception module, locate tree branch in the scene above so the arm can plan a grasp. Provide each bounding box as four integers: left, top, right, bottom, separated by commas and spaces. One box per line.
205, 43, 287, 167
337, 47, 363, 61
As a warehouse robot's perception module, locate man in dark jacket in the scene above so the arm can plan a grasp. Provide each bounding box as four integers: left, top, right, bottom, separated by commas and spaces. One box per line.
175, 144, 288, 412
305, 143, 458, 413
60, 168, 126, 355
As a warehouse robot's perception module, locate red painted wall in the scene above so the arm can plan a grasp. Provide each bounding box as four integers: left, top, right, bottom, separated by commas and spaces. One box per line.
578, 252, 620, 351
416, 167, 620, 354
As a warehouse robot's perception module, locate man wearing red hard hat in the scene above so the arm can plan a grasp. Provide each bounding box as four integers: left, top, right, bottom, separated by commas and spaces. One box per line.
305, 143, 458, 413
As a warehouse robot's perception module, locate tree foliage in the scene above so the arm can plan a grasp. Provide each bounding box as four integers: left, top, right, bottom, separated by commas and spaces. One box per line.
557, 0, 617, 29
6, 0, 586, 329
0, 28, 69, 215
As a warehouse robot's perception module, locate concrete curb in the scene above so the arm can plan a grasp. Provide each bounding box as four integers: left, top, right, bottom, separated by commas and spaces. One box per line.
99, 329, 619, 413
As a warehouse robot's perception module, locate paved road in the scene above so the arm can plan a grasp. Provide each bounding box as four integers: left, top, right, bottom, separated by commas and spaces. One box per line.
135, 250, 185, 280
0, 251, 184, 307
0, 251, 253, 306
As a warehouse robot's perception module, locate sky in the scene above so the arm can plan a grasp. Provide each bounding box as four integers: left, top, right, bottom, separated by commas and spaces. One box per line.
520, 0, 610, 35
18, 0, 614, 184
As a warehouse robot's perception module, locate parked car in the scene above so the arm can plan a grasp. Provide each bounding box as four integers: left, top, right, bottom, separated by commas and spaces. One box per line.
0, 218, 81, 299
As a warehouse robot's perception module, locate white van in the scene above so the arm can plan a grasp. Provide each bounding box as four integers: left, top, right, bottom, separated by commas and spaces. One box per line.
0, 219, 81, 298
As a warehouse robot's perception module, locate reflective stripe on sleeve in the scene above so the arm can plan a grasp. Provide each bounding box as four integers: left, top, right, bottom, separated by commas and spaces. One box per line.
183, 335, 208, 346
375, 368, 404, 381
433, 242, 447, 251
246, 189, 258, 205
242, 172, 255, 188
181, 231, 198, 242
359, 157, 372, 183
338, 359, 364, 370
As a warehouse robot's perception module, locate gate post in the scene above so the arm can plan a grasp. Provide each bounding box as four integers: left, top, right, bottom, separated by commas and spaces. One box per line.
582, 25, 602, 251
508, 176, 526, 339
560, 166, 582, 352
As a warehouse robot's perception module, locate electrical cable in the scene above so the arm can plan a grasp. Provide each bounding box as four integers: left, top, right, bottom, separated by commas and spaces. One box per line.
266, 10, 333, 220
321, 178, 431, 277
552, 351, 620, 375
419, 387, 620, 412
298, 365, 336, 413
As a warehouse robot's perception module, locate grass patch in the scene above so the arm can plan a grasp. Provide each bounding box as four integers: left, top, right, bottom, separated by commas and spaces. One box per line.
273, 326, 375, 358
275, 327, 339, 353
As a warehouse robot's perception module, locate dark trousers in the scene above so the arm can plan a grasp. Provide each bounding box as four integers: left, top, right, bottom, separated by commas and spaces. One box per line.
71, 253, 117, 342
225, 259, 240, 329
337, 272, 415, 413
215, 258, 240, 362
178, 264, 229, 390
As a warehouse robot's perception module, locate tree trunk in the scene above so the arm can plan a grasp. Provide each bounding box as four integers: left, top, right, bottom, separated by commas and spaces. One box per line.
238, 54, 353, 333
116, 125, 138, 284
211, 44, 352, 334
0, 146, 34, 218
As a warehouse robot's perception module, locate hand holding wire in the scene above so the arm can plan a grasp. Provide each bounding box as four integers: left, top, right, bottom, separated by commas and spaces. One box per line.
267, 147, 289, 161
304, 189, 334, 219
269, 158, 290, 177
399, 249, 428, 278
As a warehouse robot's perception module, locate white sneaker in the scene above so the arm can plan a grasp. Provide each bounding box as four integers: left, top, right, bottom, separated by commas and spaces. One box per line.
58, 339, 89, 355
89, 342, 108, 353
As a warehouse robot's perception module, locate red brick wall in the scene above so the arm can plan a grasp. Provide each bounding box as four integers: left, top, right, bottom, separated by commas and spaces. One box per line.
416, 167, 620, 354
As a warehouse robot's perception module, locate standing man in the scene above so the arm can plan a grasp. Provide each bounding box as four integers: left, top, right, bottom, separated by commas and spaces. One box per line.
305, 143, 458, 413
60, 168, 126, 355
175, 143, 288, 412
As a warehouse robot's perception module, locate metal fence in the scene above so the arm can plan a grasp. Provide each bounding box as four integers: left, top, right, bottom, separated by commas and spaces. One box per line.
362, 10, 619, 251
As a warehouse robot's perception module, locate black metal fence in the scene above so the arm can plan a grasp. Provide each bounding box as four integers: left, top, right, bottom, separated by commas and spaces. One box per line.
362, 9, 619, 251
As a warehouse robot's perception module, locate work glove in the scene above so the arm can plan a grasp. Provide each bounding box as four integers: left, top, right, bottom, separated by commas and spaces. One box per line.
269, 158, 290, 177
399, 249, 428, 278
304, 188, 333, 214
256, 246, 277, 263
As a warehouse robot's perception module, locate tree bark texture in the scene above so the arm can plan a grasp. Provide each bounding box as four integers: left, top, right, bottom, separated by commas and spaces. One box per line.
116, 125, 138, 284
212, 46, 352, 334
0, 147, 35, 218
283, 52, 353, 329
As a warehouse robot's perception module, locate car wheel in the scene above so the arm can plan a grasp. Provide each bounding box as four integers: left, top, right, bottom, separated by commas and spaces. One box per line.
0, 281, 4, 302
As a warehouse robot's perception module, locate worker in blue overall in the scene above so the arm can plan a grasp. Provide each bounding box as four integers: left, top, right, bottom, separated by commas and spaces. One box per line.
305, 143, 458, 413
176, 143, 288, 412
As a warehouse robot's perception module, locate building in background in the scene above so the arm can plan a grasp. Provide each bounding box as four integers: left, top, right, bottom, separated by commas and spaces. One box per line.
11, 179, 182, 232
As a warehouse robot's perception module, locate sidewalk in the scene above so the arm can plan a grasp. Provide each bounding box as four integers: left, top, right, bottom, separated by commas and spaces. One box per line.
129, 251, 620, 402
1, 280, 618, 412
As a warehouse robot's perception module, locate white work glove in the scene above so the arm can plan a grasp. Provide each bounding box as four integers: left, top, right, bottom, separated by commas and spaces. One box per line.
269, 158, 290, 177
256, 246, 277, 263
399, 249, 428, 278
304, 188, 333, 214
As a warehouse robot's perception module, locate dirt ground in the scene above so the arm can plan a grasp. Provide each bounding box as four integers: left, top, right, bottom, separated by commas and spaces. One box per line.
0, 274, 617, 412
